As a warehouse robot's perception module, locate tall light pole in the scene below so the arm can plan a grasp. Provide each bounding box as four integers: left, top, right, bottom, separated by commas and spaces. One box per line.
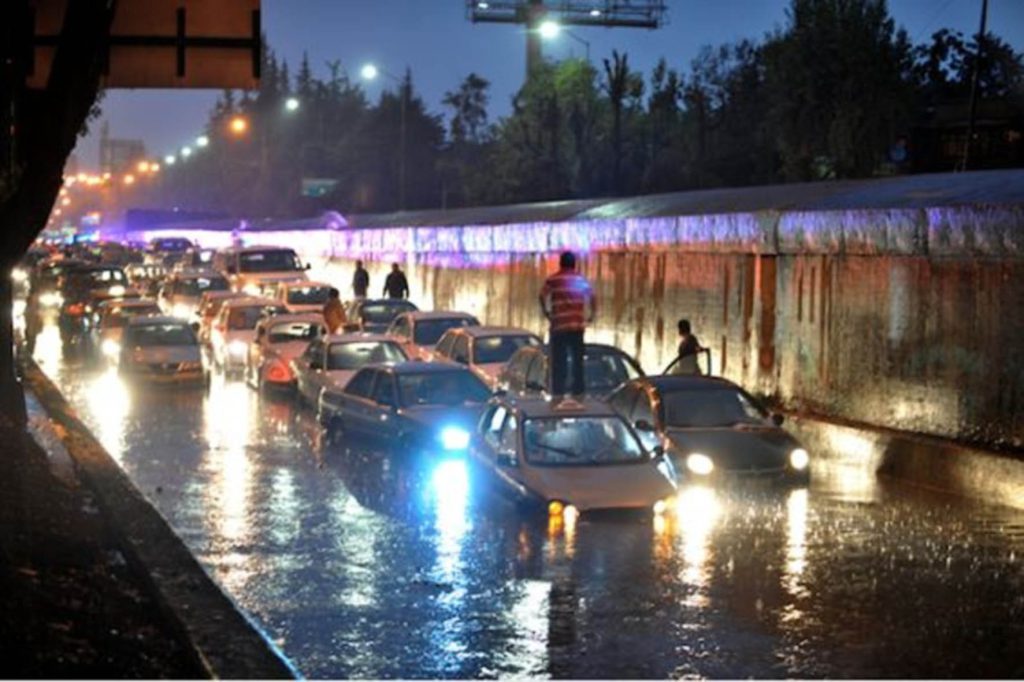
361, 63, 408, 211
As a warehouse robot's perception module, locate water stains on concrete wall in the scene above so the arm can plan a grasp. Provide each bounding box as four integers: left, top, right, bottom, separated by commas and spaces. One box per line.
310, 204, 1024, 452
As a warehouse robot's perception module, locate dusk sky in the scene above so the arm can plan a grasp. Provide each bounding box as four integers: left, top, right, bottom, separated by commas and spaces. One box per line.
74, 0, 1024, 168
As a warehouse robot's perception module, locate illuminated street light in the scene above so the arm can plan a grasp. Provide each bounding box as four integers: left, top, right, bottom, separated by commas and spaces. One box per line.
285, 97, 300, 112
150, 162, 161, 173
123, 174, 136, 185
137, 160, 151, 173
360, 63, 379, 81
229, 115, 249, 135
61, 197, 70, 206
164, 154, 176, 165
180, 146, 192, 158
539, 19, 560, 39
196, 135, 210, 148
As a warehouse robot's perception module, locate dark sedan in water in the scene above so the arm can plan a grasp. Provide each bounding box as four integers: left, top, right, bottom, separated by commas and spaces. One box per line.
608, 375, 810, 482
318, 361, 492, 454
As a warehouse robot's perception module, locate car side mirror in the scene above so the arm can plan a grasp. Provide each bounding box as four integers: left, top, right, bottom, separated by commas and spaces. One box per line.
771, 413, 785, 426
635, 419, 655, 432
496, 451, 517, 468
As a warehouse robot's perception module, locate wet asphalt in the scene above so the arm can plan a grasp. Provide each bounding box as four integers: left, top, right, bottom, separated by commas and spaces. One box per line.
31, 324, 1024, 679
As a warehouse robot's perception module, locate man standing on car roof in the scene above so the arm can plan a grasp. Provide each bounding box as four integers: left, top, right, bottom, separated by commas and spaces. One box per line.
352, 260, 370, 299
539, 251, 596, 400
383, 262, 410, 300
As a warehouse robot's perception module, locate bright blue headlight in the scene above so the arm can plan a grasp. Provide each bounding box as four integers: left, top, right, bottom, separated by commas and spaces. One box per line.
440, 426, 471, 451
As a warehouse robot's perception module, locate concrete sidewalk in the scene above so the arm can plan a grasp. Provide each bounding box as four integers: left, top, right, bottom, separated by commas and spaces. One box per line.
3, 367, 297, 679
0, 400, 205, 677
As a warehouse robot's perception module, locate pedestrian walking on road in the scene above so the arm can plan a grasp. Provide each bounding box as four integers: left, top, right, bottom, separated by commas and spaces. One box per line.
539, 251, 596, 400
383, 263, 410, 300
672, 318, 704, 375
352, 260, 370, 299
323, 287, 347, 334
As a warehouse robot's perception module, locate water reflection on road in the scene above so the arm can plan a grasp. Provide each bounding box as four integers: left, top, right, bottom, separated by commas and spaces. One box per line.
32, 331, 1024, 678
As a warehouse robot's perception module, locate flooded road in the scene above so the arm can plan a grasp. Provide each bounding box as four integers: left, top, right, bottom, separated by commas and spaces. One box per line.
32, 324, 1024, 678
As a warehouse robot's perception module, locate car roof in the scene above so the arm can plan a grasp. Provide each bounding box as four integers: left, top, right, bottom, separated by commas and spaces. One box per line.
101, 298, 159, 310
632, 375, 741, 391
520, 342, 633, 355
281, 279, 331, 288
200, 291, 243, 301
454, 325, 539, 338
500, 397, 620, 418
403, 310, 477, 321
355, 298, 417, 306
221, 296, 278, 308
380, 361, 476, 375
323, 332, 396, 344
228, 245, 296, 253
173, 270, 224, 280
125, 315, 188, 327
260, 313, 325, 327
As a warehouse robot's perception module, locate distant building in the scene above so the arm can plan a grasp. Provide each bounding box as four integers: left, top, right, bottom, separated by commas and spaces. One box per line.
99, 121, 147, 175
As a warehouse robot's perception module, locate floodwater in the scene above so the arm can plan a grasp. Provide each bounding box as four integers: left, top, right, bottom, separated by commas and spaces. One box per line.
31, 324, 1024, 678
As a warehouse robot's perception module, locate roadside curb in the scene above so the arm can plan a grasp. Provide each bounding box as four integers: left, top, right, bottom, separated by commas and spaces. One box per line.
785, 411, 1024, 510
24, 361, 299, 680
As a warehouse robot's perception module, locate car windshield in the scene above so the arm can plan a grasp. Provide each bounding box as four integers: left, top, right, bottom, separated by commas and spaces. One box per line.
396, 371, 491, 407
286, 285, 331, 305
227, 306, 266, 330
180, 276, 229, 297
327, 341, 405, 370
472, 335, 539, 364
582, 350, 642, 390
413, 317, 476, 346
361, 301, 417, 324
107, 305, 160, 328
661, 387, 767, 428
239, 250, 302, 273
523, 416, 646, 466
152, 238, 191, 252
130, 323, 196, 347
76, 269, 126, 286
268, 322, 321, 344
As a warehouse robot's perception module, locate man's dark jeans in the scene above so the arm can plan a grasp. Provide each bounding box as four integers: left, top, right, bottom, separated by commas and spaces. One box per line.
550, 330, 585, 397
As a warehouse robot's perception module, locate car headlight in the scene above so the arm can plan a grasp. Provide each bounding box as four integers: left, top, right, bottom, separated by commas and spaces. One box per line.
686, 453, 715, 476
40, 292, 62, 307
228, 340, 248, 357
101, 339, 121, 358
171, 303, 192, 320
439, 426, 470, 451
789, 448, 809, 470
11, 268, 27, 283
108, 285, 126, 297
243, 283, 261, 296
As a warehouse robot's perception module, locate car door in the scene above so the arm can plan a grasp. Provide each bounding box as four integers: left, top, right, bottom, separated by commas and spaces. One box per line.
293, 339, 322, 402
493, 412, 527, 495
305, 341, 334, 404
340, 368, 380, 440
388, 314, 414, 358
368, 371, 401, 446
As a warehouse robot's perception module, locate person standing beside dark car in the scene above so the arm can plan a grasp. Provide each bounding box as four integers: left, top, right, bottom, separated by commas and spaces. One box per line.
383, 263, 410, 300
352, 260, 370, 299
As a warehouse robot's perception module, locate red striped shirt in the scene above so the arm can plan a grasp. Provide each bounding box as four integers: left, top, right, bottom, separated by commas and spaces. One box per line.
540, 270, 594, 332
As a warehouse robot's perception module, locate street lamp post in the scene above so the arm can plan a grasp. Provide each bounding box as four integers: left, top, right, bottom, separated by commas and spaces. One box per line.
361, 63, 408, 211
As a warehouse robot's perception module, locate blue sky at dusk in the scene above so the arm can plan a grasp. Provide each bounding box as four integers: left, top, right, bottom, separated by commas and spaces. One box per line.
75, 0, 1024, 167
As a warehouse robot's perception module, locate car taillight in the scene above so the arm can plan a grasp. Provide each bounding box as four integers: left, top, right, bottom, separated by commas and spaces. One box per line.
66, 303, 85, 315
267, 360, 292, 382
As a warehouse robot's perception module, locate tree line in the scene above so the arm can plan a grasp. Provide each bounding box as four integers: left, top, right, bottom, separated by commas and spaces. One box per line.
152, 0, 1024, 217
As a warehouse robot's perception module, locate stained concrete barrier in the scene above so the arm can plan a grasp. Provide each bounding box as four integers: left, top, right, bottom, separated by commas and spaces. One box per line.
785, 412, 1024, 511
24, 363, 298, 680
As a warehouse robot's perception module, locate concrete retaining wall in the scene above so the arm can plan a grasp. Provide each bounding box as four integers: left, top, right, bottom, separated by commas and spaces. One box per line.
302, 203, 1024, 453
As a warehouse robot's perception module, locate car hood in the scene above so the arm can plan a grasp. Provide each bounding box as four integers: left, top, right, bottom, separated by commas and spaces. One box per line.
664, 425, 799, 471
400, 404, 485, 432
241, 272, 307, 284
522, 463, 675, 511
130, 345, 200, 364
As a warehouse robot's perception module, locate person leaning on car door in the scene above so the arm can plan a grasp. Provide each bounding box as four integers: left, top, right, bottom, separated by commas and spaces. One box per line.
323, 287, 347, 334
